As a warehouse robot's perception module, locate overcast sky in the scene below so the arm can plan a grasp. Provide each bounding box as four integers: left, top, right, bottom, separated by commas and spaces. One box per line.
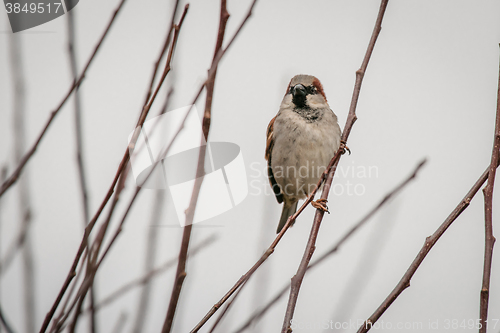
1, 1, 500, 332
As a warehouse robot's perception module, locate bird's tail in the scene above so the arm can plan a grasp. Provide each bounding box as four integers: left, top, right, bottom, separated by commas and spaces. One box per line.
276, 201, 298, 233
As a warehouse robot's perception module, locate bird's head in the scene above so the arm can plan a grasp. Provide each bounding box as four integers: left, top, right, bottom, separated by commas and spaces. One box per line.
283, 74, 328, 109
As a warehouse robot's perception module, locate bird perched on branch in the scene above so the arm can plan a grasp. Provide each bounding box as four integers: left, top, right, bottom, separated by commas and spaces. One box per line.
265, 75, 342, 233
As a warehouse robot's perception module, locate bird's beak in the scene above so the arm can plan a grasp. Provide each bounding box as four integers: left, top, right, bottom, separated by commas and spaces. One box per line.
292, 84, 306, 99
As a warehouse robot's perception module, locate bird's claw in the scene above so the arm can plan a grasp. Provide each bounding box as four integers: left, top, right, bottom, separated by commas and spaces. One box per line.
312, 198, 330, 214
340, 140, 351, 155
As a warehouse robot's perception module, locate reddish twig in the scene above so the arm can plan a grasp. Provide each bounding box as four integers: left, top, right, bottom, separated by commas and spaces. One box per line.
234, 159, 425, 333
141, 0, 180, 108
39, 1, 182, 331
65, 169, 129, 333
161, 2, 230, 332
357, 162, 500, 333
209, 281, 246, 333
282, 1, 389, 331
66, 8, 97, 332
51, 8, 188, 331
478, 52, 500, 333
52, 169, 128, 333
82, 235, 217, 313
0, 0, 128, 199
55, 5, 188, 330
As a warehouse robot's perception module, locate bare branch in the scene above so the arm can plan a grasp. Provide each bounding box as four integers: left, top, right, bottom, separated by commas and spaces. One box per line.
357, 162, 500, 333
233, 159, 426, 333
38, 0, 182, 330
281, 1, 389, 331
141, 0, 180, 108
66, 7, 97, 332
84, 235, 217, 312
209, 281, 246, 333
52, 169, 129, 333
478, 50, 500, 333
66, 4, 90, 228
161, 1, 230, 332
131, 190, 164, 333
48, 7, 190, 331
8, 28, 36, 333
0, 0, 129, 199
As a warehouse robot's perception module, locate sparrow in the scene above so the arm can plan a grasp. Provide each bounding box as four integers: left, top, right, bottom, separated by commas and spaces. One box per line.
265, 74, 341, 233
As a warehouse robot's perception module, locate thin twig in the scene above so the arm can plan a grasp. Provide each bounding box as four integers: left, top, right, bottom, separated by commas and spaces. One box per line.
357, 160, 500, 333
0, 0, 128, 199
66, 7, 96, 333
67, 4, 90, 228
233, 159, 425, 333
52, 169, 128, 333
53, 250, 89, 330
142, 0, 180, 108
132, 190, 164, 333
36, 2, 140, 331
161, 2, 229, 332
281, 1, 389, 331
84, 235, 217, 312
64, 169, 128, 333
209, 281, 246, 333
49, 7, 189, 331
478, 51, 500, 333
8, 29, 36, 333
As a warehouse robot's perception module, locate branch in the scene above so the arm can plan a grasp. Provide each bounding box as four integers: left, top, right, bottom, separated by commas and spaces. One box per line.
38, 1, 182, 331
357, 161, 500, 333
282, 1, 389, 331
478, 50, 500, 333
50, 7, 189, 331
85, 235, 217, 313
233, 159, 426, 333
141, 0, 180, 108
0, 0, 128, 199
131, 190, 164, 333
52, 169, 128, 333
209, 281, 246, 333
8, 28, 36, 333
67, 4, 90, 228
66, 7, 96, 332
161, 1, 229, 332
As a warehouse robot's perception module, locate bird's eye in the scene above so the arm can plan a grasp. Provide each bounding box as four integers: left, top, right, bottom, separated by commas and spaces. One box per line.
308, 86, 316, 94
289, 85, 294, 94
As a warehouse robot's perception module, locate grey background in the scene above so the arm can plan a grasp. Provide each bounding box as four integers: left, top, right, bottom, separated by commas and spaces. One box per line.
1, 0, 500, 332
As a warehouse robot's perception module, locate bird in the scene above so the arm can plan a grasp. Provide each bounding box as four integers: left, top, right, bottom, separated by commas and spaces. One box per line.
265, 74, 342, 233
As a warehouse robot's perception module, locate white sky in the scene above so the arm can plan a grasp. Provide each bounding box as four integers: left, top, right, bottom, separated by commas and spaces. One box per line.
1, 0, 500, 332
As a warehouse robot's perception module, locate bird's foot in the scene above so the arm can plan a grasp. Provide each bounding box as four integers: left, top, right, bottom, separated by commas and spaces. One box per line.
312, 198, 329, 214
340, 140, 351, 155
